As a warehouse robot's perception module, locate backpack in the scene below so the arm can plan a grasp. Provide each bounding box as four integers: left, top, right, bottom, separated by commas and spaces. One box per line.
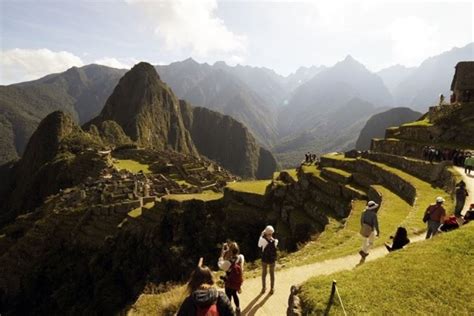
196, 303, 219, 316
225, 258, 243, 290
262, 238, 277, 263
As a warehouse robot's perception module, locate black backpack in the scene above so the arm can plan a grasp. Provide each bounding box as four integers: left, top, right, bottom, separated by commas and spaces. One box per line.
262, 238, 277, 263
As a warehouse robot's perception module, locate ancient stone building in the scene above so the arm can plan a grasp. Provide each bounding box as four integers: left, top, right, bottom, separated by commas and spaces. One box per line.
451, 61, 474, 104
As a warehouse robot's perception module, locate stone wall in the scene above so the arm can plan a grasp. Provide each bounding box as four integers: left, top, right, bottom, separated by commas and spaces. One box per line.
363, 152, 459, 194
320, 157, 417, 205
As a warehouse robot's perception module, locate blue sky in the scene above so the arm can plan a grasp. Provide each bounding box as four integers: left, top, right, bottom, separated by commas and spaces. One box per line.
1, 0, 473, 84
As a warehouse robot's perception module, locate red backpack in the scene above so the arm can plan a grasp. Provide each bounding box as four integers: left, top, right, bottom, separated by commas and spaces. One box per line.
225, 258, 243, 290
196, 304, 219, 316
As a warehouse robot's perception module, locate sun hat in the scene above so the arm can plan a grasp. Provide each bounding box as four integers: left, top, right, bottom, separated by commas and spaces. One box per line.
366, 201, 379, 211
264, 225, 275, 235
436, 197, 445, 203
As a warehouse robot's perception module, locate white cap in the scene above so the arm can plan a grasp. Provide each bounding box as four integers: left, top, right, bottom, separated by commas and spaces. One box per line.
264, 225, 275, 235
436, 197, 445, 203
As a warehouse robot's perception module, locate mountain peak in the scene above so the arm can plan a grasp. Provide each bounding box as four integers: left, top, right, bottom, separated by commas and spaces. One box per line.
128, 62, 160, 80
182, 57, 198, 65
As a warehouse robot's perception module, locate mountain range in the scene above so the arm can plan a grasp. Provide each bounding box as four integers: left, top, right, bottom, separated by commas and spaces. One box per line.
1, 42, 472, 168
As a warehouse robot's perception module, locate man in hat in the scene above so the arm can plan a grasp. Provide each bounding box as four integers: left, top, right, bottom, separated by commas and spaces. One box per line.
258, 225, 278, 294
424, 197, 446, 239
359, 201, 380, 260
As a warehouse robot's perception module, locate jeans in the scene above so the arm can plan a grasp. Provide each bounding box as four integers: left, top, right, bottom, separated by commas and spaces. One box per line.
455, 199, 465, 217
361, 231, 375, 253
262, 261, 275, 290
426, 220, 441, 239
225, 288, 240, 308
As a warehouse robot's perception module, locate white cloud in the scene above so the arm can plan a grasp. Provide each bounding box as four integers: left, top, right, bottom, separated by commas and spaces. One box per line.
127, 0, 247, 58
0, 48, 84, 85
94, 57, 138, 69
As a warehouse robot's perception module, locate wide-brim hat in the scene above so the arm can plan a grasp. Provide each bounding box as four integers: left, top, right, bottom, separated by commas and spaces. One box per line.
436, 197, 445, 203
366, 201, 379, 211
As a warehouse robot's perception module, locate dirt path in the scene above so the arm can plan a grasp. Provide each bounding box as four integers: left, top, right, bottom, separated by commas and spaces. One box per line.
456, 166, 474, 210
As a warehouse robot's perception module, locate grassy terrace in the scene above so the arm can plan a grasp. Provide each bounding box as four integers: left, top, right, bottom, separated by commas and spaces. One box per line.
401, 117, 433, 127
300, 224, 474, 315
162, 191, 223, 202
323, 167, 352, 179
278, 154, 454, 268
113, 159, 151, 174
226, 180, 271, 195
280, 186, 410, 267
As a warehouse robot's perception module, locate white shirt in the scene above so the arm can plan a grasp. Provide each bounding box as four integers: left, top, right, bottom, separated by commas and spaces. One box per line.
258, 236, 279, 251
218, 254, 245, 272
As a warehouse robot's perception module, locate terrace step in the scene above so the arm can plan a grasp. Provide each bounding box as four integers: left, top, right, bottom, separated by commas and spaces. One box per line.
321, 167, 352, 184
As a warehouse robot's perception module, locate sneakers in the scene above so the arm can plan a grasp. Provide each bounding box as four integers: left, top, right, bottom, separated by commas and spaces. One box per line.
261, 288, 266, 294
236, 307, 241, 315
269, 288, 274, 295
359, 250, 369, 258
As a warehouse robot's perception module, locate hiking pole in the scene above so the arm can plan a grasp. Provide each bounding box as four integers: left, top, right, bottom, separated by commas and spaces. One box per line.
334, 280, 348, 316
324, 280, 337, 315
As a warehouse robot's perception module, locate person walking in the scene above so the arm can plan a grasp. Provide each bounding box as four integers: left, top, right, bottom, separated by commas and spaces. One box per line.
455, 181, 469, 217
424, 197, 446, 239
464, 154, 474, 175
258, 225, 278, 295
218, 242, 244, 314
177, 258, 235, 316
359, 201, 380, 260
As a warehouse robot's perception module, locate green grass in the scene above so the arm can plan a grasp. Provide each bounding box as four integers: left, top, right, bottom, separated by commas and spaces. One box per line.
113, 159, 151, 174
401, 117, 433, 127
162, 191, 223, 202
175, 180, 193, 188
300, 224, 474, 315
280, 185, 412, 267
129, 286, 186, 316
128, 207, 142, 218
226, 180, 271, 195
323, 167, 352, 178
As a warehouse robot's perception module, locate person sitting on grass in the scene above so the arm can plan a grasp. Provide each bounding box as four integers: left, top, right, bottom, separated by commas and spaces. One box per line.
464, 204, 474, 222
177, 258, 235, 316
385, 227, 410, 252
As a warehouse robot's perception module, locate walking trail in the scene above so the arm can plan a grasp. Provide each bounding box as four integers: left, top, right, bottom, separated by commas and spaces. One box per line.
238, 167, 473, 316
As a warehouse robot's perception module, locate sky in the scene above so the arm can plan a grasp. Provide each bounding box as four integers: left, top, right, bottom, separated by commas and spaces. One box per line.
0, 0, 473, 84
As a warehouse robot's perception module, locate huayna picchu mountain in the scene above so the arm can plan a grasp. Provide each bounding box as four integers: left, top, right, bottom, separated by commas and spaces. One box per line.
85, 62, 277, 179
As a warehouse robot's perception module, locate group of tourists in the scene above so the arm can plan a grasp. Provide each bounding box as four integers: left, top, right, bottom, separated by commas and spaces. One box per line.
177, 225, 278, 315
359, 180, 472, 261
304, 152, 319, 164
422, 146, 473, 166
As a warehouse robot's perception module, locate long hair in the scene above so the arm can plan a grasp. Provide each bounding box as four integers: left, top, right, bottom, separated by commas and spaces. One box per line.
393, 227, 408, 243
186, 265, 215, 294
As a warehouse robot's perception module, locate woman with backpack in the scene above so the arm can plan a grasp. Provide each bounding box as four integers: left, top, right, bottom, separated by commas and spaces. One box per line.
218, 242, 244, 314
258, 225, 278, 295
177, 258, 235, 316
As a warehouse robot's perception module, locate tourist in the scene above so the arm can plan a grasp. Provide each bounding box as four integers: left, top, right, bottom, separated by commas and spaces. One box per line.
359, 201, 379, 260
424, 197, 446, 239
464, 204, 474, 221
439, 93, 445, 106
177, 258, 235, 316
464, 153, 474, 175
218, 242, 244, 314
258, 225, 278, 294
305, 153, 310, 163
455, 181, 469, 217
385, 227, 410, 252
